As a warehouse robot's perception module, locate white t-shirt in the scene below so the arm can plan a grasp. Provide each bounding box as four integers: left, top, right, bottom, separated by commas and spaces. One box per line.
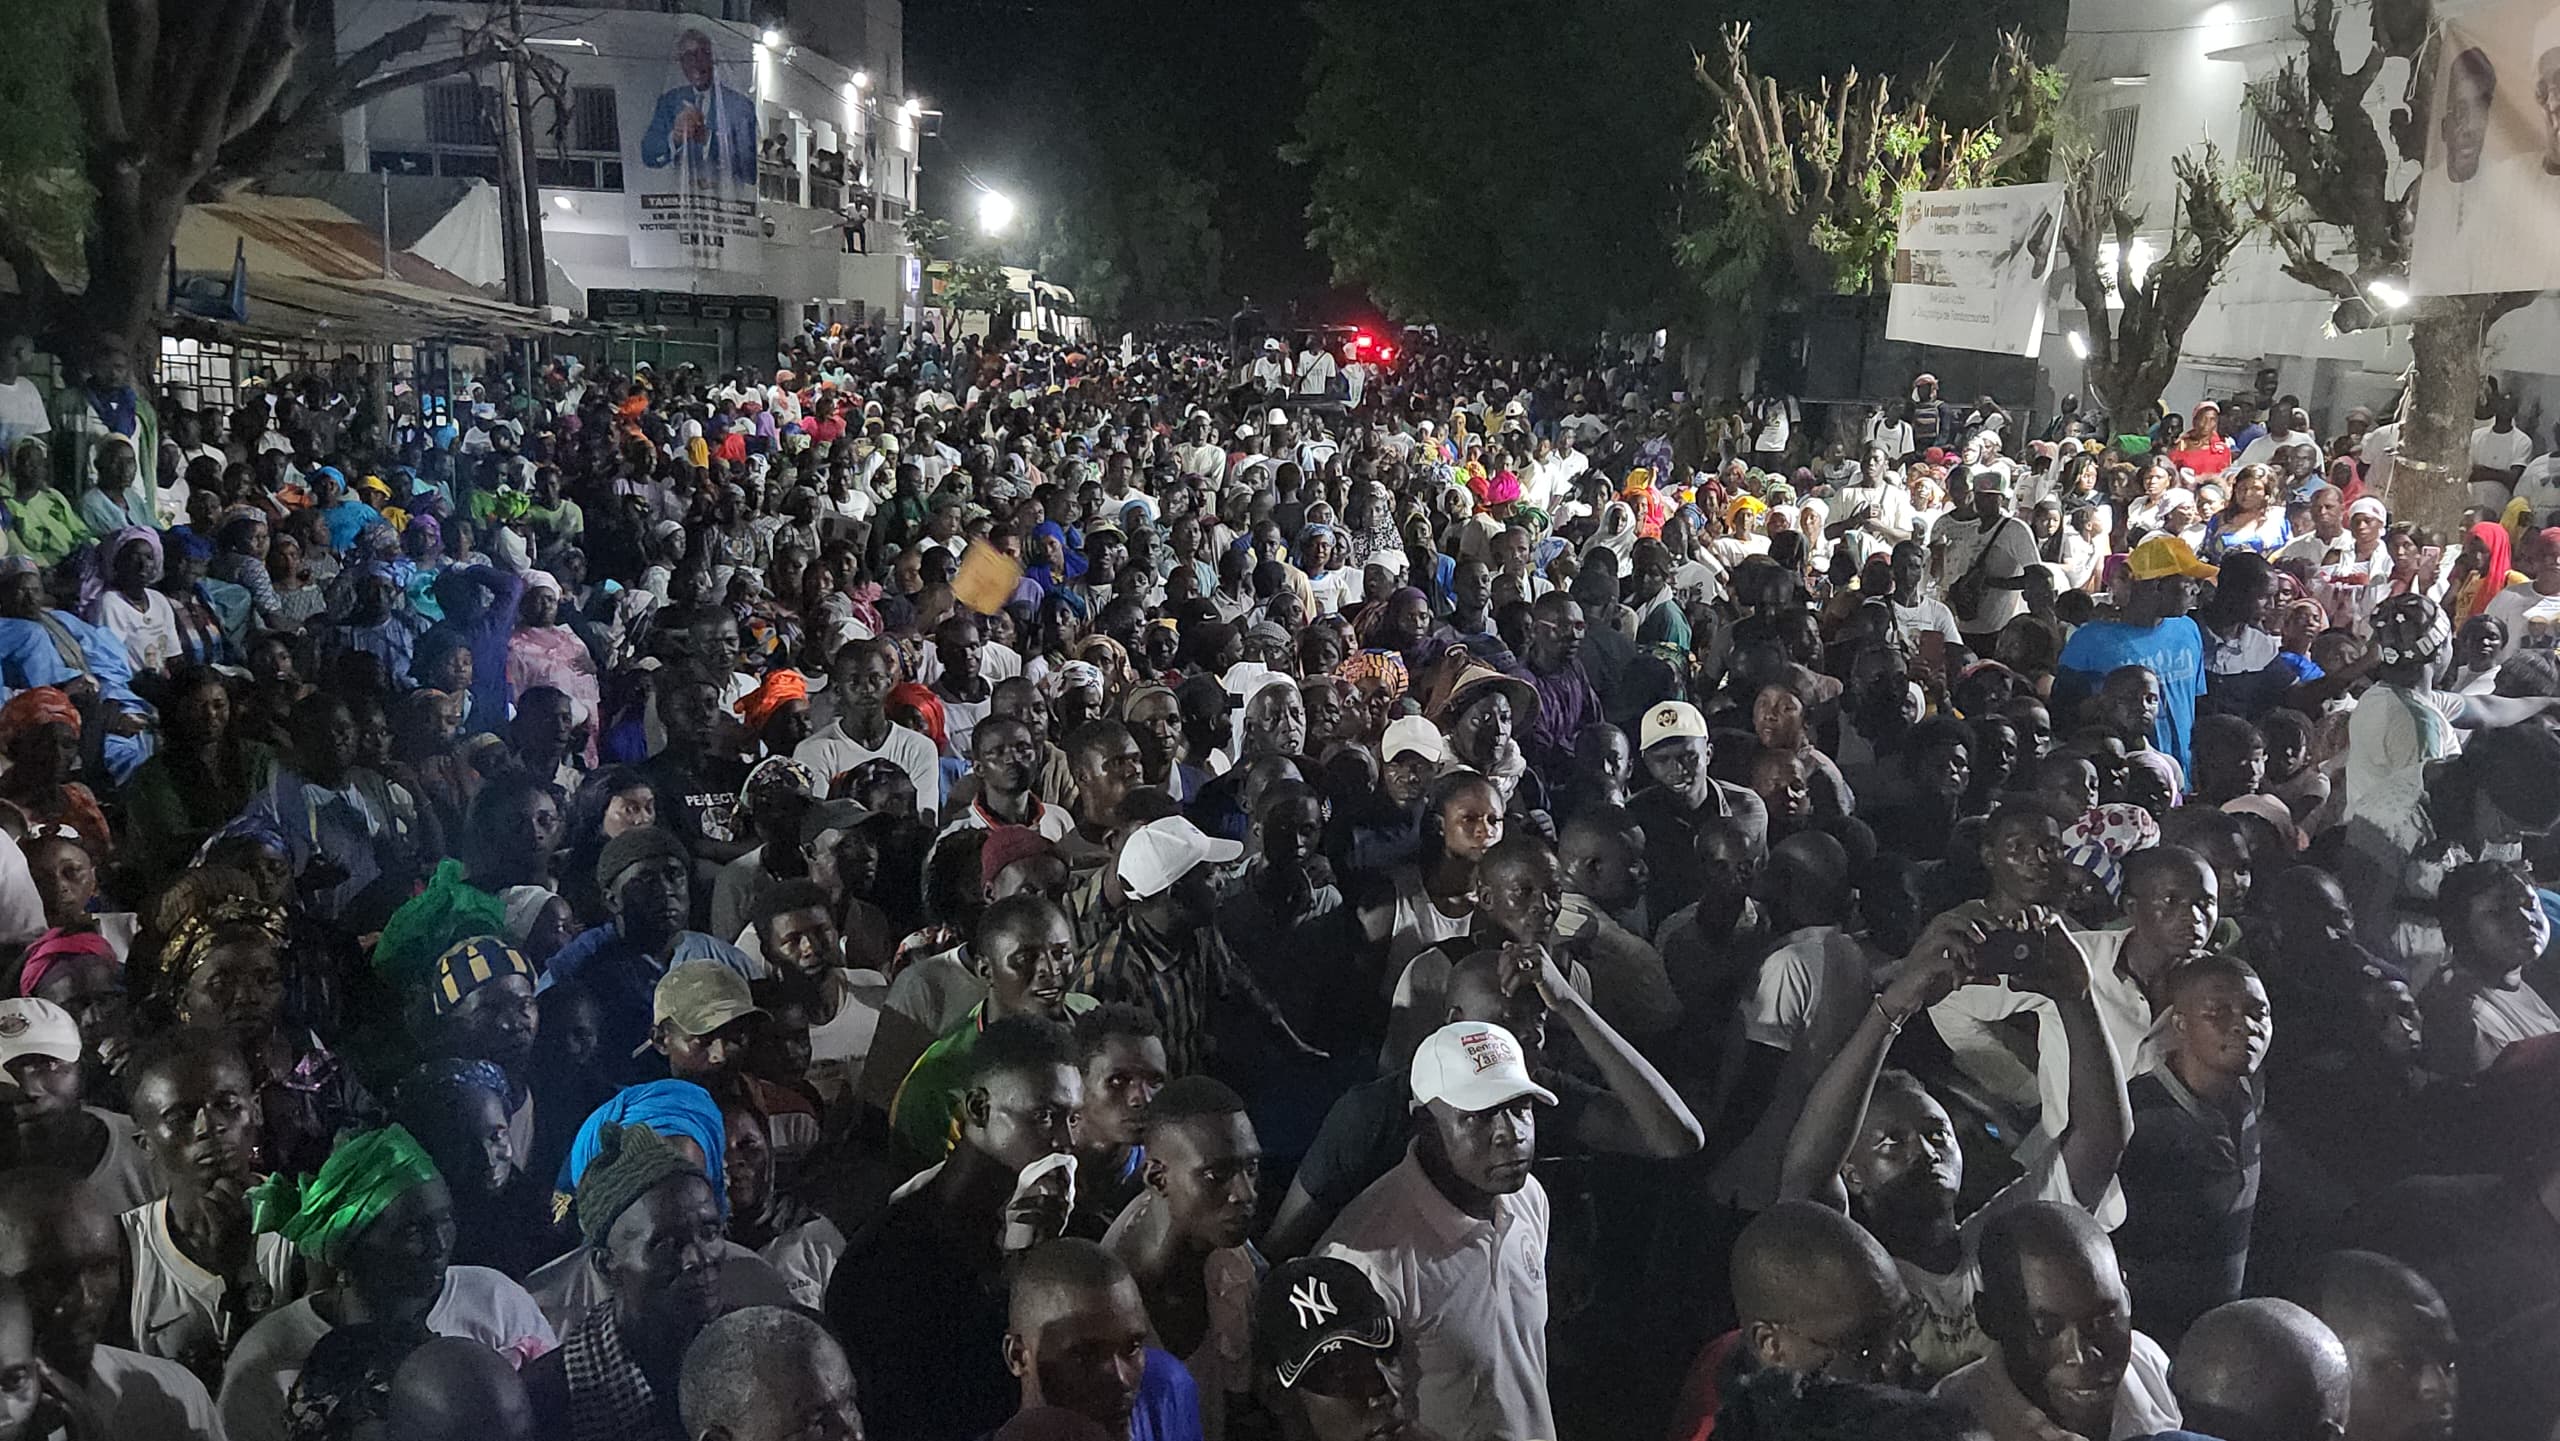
912, 640, 1024, 689
1864, 414, 1916, 458
1708, 927, 1881, 1210
0, 376, 49, 450
217, 1265, 556, 1441
1892, 597, 1964, 651
93, 588, 184, 674
794, 720, 941, 819
2485, 583, 2560, 661
2473, 423, 2535, 473
1934, 513, 2037, 633
121, 1197, 306, 1371
2516, 454, 2560, 521
1295, 350, 1339, 396
88, 1346, 224, 1441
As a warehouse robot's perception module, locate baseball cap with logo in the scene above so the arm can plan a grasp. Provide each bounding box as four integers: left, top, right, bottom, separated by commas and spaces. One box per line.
2128, 534, 2219, 583
1408, 1021, 1559, 1112
651, 961, 764, 1040
1640, 700, 1710, 751
1117, 816, 1244, 901
0, 998, 81, 1078
1381, 715, 1450, 765
1255, 1256, 1398, 1390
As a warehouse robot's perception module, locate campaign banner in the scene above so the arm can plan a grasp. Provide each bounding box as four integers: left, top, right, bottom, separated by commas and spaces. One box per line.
621, 25, 763, 270
2409, 0, 2560, 296
1884, 183, 2064, 357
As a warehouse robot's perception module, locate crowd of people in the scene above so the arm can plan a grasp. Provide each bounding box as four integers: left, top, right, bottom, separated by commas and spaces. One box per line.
0, 314, 2552, 1441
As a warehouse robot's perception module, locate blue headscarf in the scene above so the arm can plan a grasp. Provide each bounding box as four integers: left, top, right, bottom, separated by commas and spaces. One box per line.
1030, 521, 1088, 582
553, 1079, 728, 1216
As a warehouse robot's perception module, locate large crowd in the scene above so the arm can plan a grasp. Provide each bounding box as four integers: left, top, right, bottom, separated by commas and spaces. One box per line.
0, 315, 2552, 1441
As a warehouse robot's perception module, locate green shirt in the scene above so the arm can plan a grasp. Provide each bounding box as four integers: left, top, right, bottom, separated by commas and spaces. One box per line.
7, 489, 88, 567
888, 993, 1098, 1166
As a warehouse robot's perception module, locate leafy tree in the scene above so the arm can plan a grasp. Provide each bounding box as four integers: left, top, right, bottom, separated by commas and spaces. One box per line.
0, 0, 553, 358
1287, 0, 1699, 342
1684, 24, 2055, 299
2247, 0, 2536, 532
2058, 146, 2251, 428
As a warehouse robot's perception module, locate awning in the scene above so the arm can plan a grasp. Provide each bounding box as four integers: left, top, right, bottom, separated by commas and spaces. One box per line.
168, 194, 580, 343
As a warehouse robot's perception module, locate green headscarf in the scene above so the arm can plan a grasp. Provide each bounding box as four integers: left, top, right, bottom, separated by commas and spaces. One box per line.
249, 1125, 441, 1264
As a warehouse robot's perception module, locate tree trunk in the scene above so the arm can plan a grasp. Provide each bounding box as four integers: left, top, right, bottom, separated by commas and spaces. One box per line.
80, 171, 192, 357
2396, 305, 2487, 538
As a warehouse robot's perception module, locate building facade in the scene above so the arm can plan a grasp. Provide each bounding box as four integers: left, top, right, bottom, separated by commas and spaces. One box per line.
334, 0, 923, 364
2043, 0, 2560, 424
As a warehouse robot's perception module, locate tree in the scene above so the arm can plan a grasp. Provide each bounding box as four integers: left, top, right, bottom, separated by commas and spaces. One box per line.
2247, 0, 2536, 531
906, 212, 1017, 337
2058, 146, 2251, 428
0, 0, 550, 358
1287, 0, 1701, 342
1677, 23, 2056, 401
1689, 24, 2054, 301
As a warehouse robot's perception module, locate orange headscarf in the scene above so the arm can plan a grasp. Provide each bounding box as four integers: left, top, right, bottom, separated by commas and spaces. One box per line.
0, 687, 80, 747
734, 669, 809, 734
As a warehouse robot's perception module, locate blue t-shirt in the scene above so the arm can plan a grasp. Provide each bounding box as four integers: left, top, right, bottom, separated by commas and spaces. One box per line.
1134, 1348, 1202, 1441
2056, 615, 2208, 772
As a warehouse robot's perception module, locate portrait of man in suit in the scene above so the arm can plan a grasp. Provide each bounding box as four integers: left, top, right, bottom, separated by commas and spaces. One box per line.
641, 28, 758, 189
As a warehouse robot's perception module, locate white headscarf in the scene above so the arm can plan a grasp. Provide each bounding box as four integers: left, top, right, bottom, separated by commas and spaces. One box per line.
1584, 501, 1639, 577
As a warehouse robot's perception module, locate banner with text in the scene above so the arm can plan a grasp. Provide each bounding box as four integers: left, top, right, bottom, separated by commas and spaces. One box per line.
2409, 0, 2560, 296
1885, 183, 2064, 357
620, 25, 763, 270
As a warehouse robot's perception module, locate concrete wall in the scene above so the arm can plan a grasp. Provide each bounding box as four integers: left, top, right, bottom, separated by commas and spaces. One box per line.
2045, 0, 2560, 430
334, 2, 922, 325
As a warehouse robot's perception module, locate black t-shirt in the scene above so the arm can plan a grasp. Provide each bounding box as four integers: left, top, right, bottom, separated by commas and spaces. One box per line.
826, 1195, 1016, 1441
640, 751, 751, 850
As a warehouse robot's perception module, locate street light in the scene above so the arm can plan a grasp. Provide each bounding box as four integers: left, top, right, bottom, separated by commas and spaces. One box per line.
851, 70, 869, 89
901, 97, 923, 120
2066, 331, 2090, 360
760, 28, 782, 47
979, 190, 1017, 236
2366, 278, 2412, 311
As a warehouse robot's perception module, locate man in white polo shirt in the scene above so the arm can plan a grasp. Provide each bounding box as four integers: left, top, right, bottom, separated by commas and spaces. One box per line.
1317, 1020, 1555, 1441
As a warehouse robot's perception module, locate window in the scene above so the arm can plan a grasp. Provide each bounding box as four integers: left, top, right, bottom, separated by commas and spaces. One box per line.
424, 82, 494, 147
571, 87, 620, 154
2238, 82, 2286, 191
2089, 104, 2141, 201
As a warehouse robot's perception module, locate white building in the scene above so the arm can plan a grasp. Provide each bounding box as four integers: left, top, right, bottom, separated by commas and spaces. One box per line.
333, 0, 924, 365
2044, 0, 2560, 426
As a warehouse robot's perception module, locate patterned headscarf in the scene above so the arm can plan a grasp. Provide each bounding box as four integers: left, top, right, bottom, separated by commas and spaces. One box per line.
1336, 649, 1410, 704
2372, 592, 2452, 667
249, 1125, 442, 1265
158, 895, 289, 1002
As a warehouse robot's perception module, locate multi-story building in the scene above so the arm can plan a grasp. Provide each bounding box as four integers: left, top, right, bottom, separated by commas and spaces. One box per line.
2044, 0, 2560, 423
334, 0, 923, 369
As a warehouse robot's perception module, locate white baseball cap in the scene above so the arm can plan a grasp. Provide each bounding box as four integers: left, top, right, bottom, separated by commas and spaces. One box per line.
1117, 817, 1244, 900
0, 998, 81, 1078
1409, 1021, 1557, 1112
1382, 715, 1449, 765
1640, 700, 1710, 750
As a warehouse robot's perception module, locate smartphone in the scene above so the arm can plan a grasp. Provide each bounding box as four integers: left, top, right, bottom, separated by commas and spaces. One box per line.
1974, 928, 2040, 977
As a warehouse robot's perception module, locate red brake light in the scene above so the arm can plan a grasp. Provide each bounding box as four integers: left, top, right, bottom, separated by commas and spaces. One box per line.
1353, 332, 1374, 350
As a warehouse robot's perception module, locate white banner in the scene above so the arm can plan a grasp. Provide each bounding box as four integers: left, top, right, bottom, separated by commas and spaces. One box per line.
2409, 0, 2560, 296
621, 25, 763, 270
1884, 183, 2064, 356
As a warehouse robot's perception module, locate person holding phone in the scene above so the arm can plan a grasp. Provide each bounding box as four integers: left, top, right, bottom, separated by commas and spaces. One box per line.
1777, 893, 2131, 1384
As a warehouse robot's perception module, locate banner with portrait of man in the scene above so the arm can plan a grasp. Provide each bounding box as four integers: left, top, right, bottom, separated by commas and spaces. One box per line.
620, 25, 763, 270
2409, 0, 2560, 295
